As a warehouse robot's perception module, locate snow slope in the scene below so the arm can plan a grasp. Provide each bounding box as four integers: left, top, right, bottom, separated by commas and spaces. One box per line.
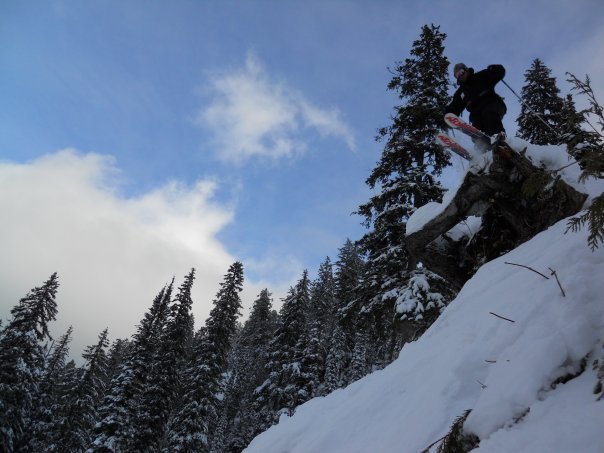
246, 144, 604, 453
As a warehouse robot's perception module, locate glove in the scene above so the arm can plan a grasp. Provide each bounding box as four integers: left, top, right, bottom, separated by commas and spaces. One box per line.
487, 65, 505, 79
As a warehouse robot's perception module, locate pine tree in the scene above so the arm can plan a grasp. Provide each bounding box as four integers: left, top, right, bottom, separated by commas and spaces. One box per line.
58, 328, 110, 452
333, 239, 364, 384
297, 316, 324, 399
28, 326, 73, 452
204, 262, 245, 370
284, 271, 313, 408
323, 322, 348, 393
355, 24, 450, 368
105, 338, 131, 387
310, 257, 337, 344
43, 327, 74, 386
334, 239, 364, 332
132, 270, 196, 451
241, 289, 275, 354
394, 270, 456, 340
167, 262, 244, 452
256, 271, 311, 427
516, 58, 565, 145
305, 257, 337, 397
0, 273, 59, 452
349, 331, 368, 383
214, 337, 245, 452
560, 94, 583, 140
90, 282, 173, 452
222, 289, 277, 450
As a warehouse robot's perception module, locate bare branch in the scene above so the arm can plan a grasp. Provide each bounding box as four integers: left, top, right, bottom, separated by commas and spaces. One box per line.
504, 262, 550, 279
490, 311, 516, 323
552, 160, 579, 174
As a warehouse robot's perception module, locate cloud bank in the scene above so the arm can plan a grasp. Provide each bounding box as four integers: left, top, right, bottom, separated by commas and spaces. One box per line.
0, 150, 272, 360
198, 53, 355, 163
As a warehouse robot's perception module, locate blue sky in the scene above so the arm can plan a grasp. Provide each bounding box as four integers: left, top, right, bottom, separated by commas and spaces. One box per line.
2, 0, 603, 357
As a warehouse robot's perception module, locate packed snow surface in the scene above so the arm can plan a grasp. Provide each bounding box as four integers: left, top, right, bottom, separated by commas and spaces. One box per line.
246, 143, 604, 453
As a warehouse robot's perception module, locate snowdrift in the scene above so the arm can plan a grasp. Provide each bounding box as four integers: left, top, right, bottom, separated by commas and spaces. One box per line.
246, 143, 604, 453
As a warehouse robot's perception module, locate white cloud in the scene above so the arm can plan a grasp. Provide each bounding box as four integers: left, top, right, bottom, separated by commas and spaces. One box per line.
0, 150, 268, 361
299, 99, 357, 151
197, 53, 355, 163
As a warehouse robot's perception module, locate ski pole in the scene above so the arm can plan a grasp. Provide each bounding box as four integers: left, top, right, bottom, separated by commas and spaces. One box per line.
501, 79, 562, 139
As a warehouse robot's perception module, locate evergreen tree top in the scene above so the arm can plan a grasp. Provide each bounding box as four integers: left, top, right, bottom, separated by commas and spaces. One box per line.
8, 273, 59, 341
516, 57, 565, 145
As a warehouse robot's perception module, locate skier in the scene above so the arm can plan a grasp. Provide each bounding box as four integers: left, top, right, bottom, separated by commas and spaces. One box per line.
445, 62, 507, 149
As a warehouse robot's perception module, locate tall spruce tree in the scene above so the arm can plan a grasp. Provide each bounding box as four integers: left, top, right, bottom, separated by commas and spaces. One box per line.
221, 289, 276, 451
356, 24, 450, 368
310, 257, 337, 346
90, 282, 173, 452
297, 315, 324, 400
58, 328, 110, 452
28, 326, 73, 452
241, 289, 274, 355
0, 273, 59, 452
256, 271, 311, 426
349, 331, 368, 383
516, 58, 565, 144
104, 338, 131, 388
167, 262, 244, 452
323, 322, 348, 393
303, 257, 338, 397
334, 239, 364, 331
333, 239, 364, 384
560, 93, 583, 140
132, 270, 196, 451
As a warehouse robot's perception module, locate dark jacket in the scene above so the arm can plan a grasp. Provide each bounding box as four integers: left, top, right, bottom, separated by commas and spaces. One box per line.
446, 65, 506, 119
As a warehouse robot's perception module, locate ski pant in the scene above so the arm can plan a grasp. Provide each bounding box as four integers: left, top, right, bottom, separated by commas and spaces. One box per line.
470, 102, 507, 137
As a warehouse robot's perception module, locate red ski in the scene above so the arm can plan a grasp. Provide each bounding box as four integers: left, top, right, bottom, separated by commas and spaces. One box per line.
444, 113, 490, 141
435, 133, 472, 161
444, 113, 515, 158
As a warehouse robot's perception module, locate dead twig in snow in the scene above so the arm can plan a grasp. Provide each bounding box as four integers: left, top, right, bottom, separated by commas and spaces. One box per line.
477, 380, 487, 389
490, 311, 516, 323
552, 160, 579, 173
548, 267, 566, 297
504, 262, 549, 279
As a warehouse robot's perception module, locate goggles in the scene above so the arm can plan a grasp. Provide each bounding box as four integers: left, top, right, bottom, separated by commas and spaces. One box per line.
455, 68, 466, 80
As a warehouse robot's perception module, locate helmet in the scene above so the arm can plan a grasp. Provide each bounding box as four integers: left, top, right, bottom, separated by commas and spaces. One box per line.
453, 62, 467, 79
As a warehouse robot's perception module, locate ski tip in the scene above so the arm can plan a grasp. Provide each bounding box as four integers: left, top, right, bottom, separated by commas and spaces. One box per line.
435, 133, 473, 161
444, 113, 466, 128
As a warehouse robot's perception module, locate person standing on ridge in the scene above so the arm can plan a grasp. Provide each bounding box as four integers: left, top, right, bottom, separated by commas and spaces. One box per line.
445, 62, 507, 149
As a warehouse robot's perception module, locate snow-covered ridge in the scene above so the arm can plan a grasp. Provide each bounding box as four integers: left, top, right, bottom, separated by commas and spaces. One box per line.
246, 143, 604, 453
